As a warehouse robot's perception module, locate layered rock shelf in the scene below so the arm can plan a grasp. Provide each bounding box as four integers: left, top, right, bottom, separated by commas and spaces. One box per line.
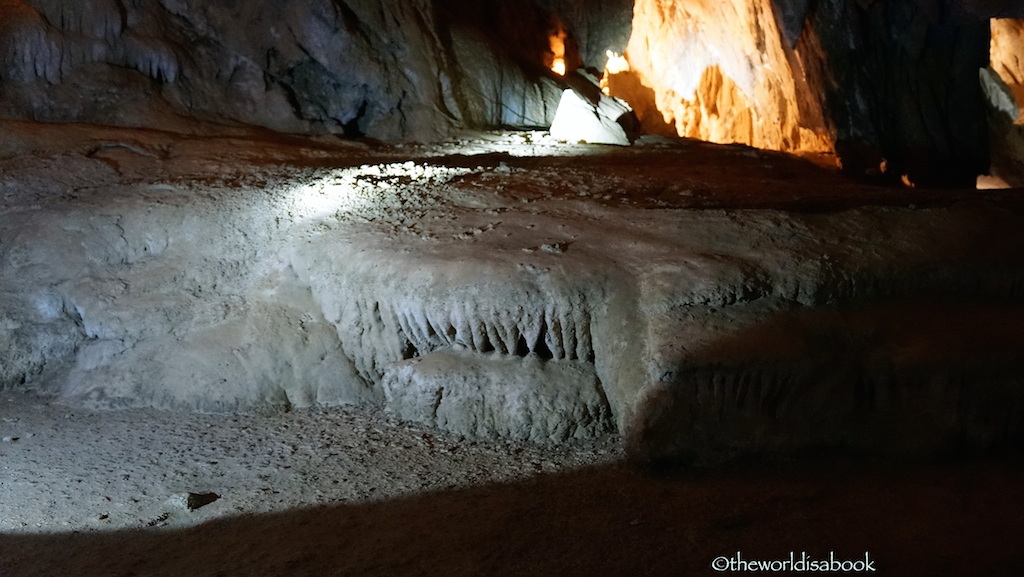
3, 121, 1023, 463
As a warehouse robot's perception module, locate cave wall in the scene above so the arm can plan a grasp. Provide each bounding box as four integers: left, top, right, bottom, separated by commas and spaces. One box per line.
805, 0, 993, 187
605, 0, 1015, 186
2, 0, 1023, 182
615, 0, 833, 153
428, 0, 631, 130
989, 18, 1024, 117
0, 0, 450, 138
0, 0, 634, 140
536, 0, 634, 69
988, 18, 1024, 185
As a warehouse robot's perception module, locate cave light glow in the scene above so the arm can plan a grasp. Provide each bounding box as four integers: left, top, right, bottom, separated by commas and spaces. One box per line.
549, 29, 567, 76
600, 50, 630, 95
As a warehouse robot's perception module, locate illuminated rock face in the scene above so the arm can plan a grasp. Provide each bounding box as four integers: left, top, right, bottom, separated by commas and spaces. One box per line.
6, 124, 1024, 458
991, 18, 1024, 114
610, 0, 1009, 186
616, 0, 832, 153
988, 18, 1024, 185
549, 88, 634, 145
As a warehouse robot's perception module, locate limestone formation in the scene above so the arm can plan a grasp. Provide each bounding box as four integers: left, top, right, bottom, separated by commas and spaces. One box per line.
4, 123, 1024, 462
381, 349, 612, 442
987, 18, 1024, 185
548, 87, 635, 146
3, 0, 1024, 184
991, 18, 1024, 114
605, 0, 1024, 186
4, 1, 1024, 466
0, 0, 637, 141
616, 0, 833, 153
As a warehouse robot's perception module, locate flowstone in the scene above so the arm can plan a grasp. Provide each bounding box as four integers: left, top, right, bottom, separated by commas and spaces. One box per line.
3, 125, 1024, 462
382, 349, 612, 442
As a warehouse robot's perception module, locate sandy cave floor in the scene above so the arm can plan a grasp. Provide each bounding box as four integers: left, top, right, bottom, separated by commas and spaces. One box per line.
1, 389, 1023, 577
2, 122, 1024, 575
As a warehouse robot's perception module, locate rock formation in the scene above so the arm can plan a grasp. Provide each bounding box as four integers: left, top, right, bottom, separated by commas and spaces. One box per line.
987, 17, 1024, 185
612, 0, 833, 153
603, 0, 1024, 187
3, 0, 1024, 184
4, 122, 1024, 461
804, 0, 993, 187
4, 2, 1024, 463
0, 0, 636, 140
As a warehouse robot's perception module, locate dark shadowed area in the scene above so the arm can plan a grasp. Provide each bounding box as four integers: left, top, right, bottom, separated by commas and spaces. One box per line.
3, 457, 1024, 577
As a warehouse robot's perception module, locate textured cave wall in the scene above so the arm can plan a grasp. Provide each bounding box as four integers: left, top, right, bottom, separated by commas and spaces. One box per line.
988, 18, 1024, 185
777, 0, 1024, 187
2, 0, 1020, 182
536, 0, 634, 69
0, 0, 451, 138
803, 0, 993, 188
0, 0, 632, 140
991, 18, 1024, 111
613, 0, 834, 153
429, 0, 632, 130
606, 0, 1015, 187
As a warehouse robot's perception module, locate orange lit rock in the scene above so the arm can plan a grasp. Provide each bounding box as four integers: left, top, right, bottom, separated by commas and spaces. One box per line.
986, 18, 1024, 186
991, 18, 1024, 122
614, 0, 833, 154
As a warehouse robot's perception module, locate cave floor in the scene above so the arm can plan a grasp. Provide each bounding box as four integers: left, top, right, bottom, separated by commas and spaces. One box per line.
2, 121, 1024, 575
1, 389, 1022, 576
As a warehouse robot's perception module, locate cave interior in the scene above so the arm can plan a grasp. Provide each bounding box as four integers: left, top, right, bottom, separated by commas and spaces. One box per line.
2, 0, 1024, 575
